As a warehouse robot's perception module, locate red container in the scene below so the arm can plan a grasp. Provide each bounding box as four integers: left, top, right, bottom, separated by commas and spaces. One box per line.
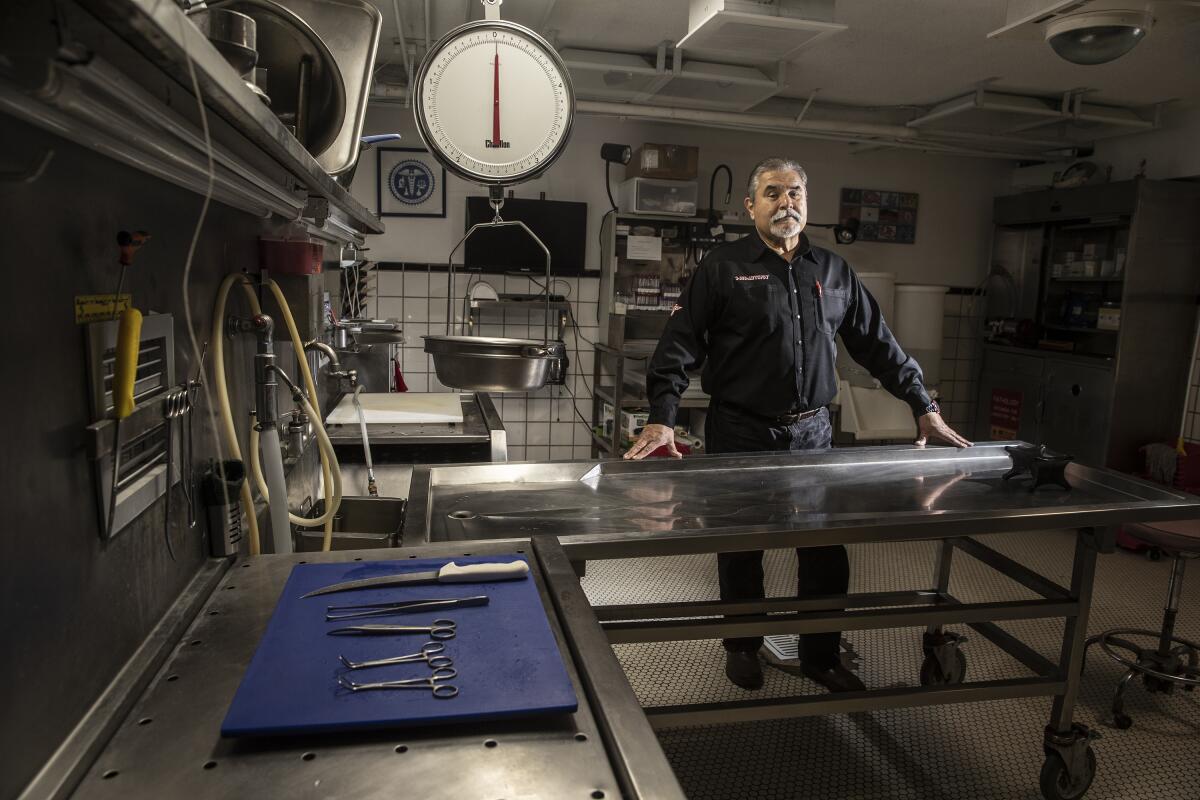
259, 238, 323, 275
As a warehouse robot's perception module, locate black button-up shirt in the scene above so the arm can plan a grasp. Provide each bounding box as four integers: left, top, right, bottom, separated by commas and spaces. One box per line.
646, 232, 932, 427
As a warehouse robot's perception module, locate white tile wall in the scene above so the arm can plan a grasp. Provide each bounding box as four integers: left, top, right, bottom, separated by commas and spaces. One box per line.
1186, 347, 1200, 445
380, 264, 600, 461
937, 291, 985, 432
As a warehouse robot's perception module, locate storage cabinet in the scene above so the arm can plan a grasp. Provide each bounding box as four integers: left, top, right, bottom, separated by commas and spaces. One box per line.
591, 212, 755, 455
979, 179, 1200, 470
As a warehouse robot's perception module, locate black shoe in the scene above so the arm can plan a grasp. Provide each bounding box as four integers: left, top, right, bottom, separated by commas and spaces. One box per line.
801, 661, 866, 693
725, 651, 764, 690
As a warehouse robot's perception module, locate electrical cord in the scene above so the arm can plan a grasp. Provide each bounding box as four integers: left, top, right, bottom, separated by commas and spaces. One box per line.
176, 8, 237, 546
555, 302, 600, 441
604, 159, 617, 213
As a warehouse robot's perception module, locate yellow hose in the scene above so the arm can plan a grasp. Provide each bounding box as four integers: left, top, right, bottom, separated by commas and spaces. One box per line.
264, 279, 337, 551
211, 273, 262, 555
241, 281, 343, 534
211, 274, 344, 552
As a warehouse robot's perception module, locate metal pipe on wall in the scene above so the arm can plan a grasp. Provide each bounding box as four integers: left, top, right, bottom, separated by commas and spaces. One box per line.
390, 0, 414, 107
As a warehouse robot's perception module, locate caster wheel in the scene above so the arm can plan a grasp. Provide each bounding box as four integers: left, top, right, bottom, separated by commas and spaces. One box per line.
1039, 747, 1097, 800
919, 649, 967, 686
1145, 548, 1162, 562
1112, 712, 1133, 730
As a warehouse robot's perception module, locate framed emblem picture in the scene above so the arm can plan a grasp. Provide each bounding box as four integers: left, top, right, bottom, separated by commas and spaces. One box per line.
378, 147, 446, 217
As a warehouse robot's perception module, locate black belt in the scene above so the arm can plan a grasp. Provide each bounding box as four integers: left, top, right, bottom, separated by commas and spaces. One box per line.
771, 408, 823, 425
718, 401, 824, 425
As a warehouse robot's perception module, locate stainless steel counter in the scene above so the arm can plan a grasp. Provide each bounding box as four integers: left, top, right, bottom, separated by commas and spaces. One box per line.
326, 392, 506, 464
50, 540, 681, 800
404, 442, 1197, 557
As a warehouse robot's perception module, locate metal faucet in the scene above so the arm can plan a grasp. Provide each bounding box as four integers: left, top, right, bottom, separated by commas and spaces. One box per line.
243, 314, 278, 428
305, 339, 358, 390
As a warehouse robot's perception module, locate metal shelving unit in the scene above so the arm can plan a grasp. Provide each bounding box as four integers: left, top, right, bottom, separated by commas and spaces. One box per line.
590, 343, 708, 456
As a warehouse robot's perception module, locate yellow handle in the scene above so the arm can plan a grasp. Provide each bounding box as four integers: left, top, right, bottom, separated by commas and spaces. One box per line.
112, 307, 143, 419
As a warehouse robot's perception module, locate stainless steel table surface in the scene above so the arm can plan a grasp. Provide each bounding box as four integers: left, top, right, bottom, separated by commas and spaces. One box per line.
62, 540, 682, 800
403, 442, 1200, 557
401, 443, 1200, 800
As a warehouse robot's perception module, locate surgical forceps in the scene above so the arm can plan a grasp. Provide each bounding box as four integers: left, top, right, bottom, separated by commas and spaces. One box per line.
325, 595, 489, 621
338, 641, 452, 671
337, 667, 459, 698
326, 619, 457, 640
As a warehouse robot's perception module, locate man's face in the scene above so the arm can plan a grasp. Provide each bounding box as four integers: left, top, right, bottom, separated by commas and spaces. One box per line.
745, 169, 807, 242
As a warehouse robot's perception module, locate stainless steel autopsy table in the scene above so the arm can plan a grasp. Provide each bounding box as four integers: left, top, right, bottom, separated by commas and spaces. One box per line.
401, 442, 1200, 800
326, 391, 507, 464
36, 539, 683, 800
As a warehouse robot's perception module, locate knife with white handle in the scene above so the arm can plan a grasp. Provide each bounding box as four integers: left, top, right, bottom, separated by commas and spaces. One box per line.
300, 560, 529, 598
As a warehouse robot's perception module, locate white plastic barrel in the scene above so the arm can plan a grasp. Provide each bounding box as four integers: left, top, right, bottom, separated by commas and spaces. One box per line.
856, 272, 896, 324
892, 284, 949, 387
837, 272, 896, 384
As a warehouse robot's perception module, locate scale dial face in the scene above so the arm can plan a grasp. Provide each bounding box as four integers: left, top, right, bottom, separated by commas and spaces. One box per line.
414, 20, 575, 186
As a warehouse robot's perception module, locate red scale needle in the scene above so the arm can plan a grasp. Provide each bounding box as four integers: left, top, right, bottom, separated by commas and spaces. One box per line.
492, 44, 501, 147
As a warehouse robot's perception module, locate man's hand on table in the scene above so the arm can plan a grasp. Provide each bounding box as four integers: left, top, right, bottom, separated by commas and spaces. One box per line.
623, 423, 682, 460
916, 412, 973, 448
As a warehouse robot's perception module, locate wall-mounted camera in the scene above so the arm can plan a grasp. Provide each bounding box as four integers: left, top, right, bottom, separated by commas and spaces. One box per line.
1044, 10, 1153, 65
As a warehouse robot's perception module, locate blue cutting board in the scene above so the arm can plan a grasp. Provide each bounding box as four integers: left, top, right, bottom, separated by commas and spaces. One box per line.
221, 554, 578, 737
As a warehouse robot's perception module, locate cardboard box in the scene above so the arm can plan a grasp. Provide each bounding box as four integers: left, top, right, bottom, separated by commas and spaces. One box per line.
600, 403, 650, 439
626, 143, 699, 180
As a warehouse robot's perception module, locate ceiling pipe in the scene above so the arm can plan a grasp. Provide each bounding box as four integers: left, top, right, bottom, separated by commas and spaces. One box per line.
577, 99, 920, 140
573, 100, 1059, 160
390, 0, 414, 107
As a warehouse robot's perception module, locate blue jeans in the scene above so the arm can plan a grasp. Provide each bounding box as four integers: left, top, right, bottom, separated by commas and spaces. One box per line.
706, 402, 848, 668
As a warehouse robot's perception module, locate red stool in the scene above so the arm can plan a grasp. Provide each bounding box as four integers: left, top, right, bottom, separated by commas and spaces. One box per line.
1085, 519, 1200, 729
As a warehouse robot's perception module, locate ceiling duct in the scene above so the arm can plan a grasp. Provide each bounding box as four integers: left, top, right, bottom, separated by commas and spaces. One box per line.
677, 0, 847, 61
906, 89, 1158, 140
559, 48, 671, 103
654, 59, 779, 112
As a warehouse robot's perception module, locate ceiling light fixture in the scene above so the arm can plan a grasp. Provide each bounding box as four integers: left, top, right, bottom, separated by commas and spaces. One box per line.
1044, 10, 1154, 65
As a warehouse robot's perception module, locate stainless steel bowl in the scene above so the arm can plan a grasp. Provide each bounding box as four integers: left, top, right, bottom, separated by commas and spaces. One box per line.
424, 336, 567, 392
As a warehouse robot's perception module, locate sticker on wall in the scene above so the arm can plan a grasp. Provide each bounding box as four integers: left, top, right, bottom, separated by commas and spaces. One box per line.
75, 293, 131, 323
377, 147, 447, 218
990, 388, 1022, 439
839, 188, 918, 244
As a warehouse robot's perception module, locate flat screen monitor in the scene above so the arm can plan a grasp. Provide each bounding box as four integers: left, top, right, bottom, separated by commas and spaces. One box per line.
463, 197, 589, 276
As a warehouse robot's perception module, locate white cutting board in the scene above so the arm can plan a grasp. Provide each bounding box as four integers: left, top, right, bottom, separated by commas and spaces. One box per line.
326, 393, 464, 425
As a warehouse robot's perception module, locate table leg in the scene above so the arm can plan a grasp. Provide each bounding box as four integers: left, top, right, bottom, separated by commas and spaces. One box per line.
1039, 527, 1101, 800
926, 538, 956, 637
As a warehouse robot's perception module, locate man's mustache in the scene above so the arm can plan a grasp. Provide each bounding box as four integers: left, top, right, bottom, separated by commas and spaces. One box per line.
771, 210, 801, 223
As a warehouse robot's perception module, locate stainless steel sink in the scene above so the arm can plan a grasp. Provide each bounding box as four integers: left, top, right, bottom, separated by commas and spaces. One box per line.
294, 496, 406, 551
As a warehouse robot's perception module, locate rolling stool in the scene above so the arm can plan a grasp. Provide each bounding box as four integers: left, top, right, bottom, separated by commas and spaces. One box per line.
1085, 520, 1200, 729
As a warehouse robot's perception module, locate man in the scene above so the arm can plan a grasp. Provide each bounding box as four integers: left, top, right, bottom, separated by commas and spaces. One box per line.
624, 157, 971, 693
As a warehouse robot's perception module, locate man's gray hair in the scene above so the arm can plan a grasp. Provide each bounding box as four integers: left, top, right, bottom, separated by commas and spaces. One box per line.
746, 158, 808, 198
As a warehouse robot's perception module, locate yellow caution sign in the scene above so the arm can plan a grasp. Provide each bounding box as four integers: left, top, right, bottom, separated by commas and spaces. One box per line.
75, 294, 132, 323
